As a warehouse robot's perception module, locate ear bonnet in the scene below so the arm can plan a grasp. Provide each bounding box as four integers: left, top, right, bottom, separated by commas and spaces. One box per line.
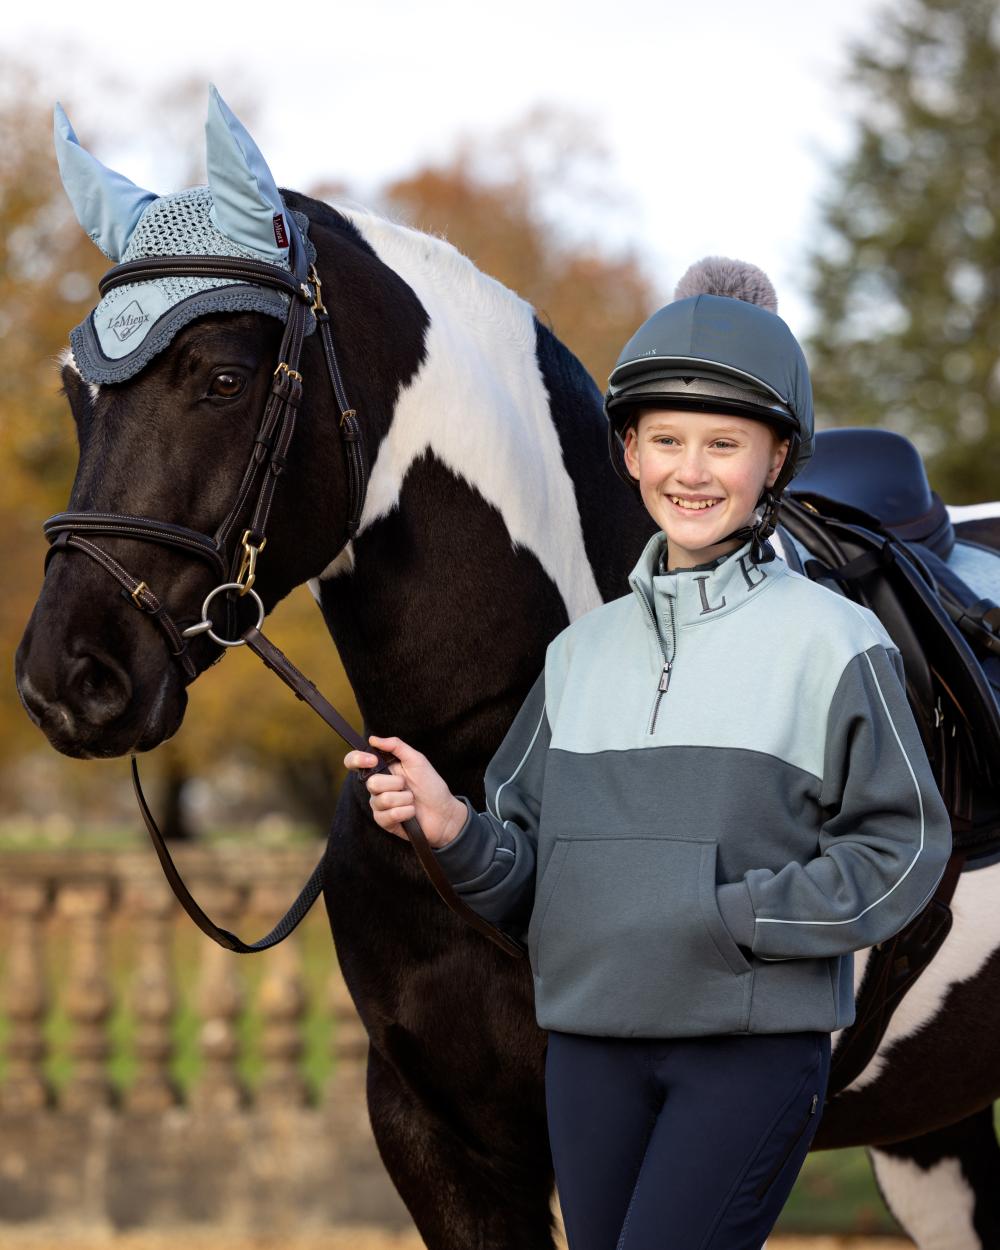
55, 85, 316, 384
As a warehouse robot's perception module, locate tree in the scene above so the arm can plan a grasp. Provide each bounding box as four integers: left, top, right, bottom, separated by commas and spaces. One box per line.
1, 61, 108, 768
803, 0, 1000, 502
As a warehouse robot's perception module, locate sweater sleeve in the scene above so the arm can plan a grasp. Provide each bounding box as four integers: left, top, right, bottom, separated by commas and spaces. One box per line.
429, 666, 550, 942
716, 642, 952, 960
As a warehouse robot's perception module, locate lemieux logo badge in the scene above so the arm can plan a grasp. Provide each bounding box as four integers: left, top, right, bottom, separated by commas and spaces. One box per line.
105, 300, 151, 343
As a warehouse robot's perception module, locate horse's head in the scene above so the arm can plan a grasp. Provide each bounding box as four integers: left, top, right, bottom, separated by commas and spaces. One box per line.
15, 88, 370, 759
17, 84, 637, 780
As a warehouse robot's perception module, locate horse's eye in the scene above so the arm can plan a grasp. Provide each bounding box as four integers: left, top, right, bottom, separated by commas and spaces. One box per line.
209, 372, 245, 399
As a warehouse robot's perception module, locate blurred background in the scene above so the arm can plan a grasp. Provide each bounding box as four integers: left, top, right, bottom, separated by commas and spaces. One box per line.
1, 0, 998, 1244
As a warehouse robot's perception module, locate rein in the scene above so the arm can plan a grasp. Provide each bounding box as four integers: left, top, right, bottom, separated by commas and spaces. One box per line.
43, 247, 527, 962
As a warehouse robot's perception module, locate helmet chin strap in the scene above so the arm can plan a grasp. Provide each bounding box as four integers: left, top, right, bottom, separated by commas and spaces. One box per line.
711, 497, 778, 566
709, 429, 802, 566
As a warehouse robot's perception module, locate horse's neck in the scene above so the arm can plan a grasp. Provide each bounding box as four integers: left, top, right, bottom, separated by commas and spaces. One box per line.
309, 458, 577, 779
329, 205, 605, 611
301, 202, 649, 776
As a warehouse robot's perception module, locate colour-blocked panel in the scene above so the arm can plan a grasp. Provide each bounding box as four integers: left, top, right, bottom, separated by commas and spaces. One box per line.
544, 569, 896, 781
540, 743, 826, 881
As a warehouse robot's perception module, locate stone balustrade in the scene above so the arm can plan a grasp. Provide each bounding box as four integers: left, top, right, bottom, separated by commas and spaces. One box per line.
0, 846, 414, 1235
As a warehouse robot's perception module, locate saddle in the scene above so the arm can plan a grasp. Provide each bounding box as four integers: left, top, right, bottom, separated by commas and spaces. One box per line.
786, 424, 956, 554
773, 427, 1000, 1095
778, 429, 1000, 849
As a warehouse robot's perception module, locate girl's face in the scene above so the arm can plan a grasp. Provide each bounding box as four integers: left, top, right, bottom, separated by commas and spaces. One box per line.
622, 408, 790, 569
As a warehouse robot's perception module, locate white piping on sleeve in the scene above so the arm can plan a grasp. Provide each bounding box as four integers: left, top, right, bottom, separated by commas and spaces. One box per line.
487, 701, 547, 822
756, 647, 926, 929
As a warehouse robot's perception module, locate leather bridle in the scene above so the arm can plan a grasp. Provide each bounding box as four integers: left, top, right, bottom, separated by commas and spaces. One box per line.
44, 251, 367, 679
41, 242, 527, 962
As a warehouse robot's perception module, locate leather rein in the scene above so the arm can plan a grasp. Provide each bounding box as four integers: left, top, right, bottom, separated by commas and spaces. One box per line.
43, 248, 527, 961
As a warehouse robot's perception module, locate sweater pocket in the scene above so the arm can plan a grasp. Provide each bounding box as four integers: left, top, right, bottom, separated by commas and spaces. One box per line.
532, 836, 753, 1036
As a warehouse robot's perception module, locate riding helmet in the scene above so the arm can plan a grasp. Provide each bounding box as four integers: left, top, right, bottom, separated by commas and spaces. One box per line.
604, 257, 816, 564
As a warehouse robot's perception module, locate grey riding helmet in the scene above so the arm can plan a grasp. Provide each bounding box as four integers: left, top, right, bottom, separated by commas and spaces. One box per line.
604, 258, 816, 564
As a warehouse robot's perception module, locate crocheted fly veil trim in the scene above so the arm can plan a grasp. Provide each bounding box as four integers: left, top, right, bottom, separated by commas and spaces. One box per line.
55, 84, 316, 385
70, 190, 317, 383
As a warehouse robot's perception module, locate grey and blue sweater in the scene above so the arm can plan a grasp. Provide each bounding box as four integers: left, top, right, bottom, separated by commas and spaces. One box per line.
431, 529, 952, 1038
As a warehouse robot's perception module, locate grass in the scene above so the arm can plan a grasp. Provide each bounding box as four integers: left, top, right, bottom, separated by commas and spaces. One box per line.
778, 1146, 900, 1236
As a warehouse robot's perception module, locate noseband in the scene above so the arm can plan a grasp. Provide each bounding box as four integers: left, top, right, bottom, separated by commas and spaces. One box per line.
41, 245, 526, 962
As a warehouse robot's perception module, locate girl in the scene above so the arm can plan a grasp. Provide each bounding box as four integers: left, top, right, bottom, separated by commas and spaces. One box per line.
344, 260, 952, 1249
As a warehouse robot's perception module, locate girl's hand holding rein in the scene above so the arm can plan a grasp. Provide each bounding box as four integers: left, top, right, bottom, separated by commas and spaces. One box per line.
343, 735, 469, 849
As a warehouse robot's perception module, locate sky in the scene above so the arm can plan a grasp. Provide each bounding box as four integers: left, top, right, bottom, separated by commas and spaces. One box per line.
7, 0, 891, 340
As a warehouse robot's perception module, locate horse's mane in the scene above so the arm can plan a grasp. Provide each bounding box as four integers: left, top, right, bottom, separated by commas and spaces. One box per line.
281, 187, 609, 621
282, 189, 537, 349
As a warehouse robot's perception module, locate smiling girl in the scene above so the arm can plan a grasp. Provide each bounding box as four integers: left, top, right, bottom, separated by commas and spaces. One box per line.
344, 259, 951, 1249
624, 409, 788, 573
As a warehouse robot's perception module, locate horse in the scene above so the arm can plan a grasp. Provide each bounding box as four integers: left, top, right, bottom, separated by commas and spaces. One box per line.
14, 91, 1000, 1249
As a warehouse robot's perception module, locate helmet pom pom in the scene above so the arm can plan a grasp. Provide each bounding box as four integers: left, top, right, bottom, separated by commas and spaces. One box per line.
673, 256, 778, 314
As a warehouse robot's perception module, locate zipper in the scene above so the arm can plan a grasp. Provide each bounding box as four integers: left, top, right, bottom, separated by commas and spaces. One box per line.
632, 580, 676, 734
753, 1091, 819, 1202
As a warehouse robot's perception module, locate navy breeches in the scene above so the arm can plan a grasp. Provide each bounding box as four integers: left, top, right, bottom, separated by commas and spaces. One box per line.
545, 1027, 831, 1250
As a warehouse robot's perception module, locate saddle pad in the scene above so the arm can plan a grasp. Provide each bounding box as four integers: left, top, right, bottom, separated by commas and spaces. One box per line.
946, 540, 1000, 602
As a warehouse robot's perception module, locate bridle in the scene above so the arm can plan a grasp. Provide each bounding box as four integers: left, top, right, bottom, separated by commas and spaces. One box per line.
44, 249, 367, 678
41, 239, 526, 962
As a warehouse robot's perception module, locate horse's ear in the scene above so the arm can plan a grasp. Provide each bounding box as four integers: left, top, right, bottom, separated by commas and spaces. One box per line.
53, 103, 157, 262
204, 84, 291, 262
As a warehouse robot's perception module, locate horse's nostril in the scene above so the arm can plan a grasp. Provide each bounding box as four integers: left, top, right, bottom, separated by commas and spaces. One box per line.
66, 650, 133, 725
16, 672, 48, 728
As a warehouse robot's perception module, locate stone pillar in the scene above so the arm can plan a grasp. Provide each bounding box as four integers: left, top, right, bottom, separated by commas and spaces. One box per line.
59, 880, 115, 1111
0, 880, 54, 1111
123, 880, 180, 1112
189, 883, 249, 1112
252, 883, 308, 1109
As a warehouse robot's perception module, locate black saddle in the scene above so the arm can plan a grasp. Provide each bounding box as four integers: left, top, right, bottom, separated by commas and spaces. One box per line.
790, 426, 955, 556
773, 429, 1000, 854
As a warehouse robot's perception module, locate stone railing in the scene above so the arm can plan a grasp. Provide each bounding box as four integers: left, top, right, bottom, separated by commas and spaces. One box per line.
0, 845, 415, 1235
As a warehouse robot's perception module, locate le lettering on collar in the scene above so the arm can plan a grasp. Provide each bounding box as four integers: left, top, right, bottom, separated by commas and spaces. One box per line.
54, 85, 316, 385
630, 531, 782, 628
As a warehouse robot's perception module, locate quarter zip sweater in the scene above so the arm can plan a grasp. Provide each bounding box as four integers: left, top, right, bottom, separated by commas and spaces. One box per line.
431, 530, 952, 1038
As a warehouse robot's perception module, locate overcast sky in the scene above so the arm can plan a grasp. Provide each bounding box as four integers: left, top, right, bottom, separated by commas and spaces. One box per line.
8, 0, 890, 340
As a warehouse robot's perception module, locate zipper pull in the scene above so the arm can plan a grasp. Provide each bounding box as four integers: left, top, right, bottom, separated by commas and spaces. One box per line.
658, 660, 672, 693
809, 1093, 818, 1113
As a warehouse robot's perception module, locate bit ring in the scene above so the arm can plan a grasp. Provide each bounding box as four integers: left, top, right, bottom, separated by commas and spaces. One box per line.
181, 582, 265, 648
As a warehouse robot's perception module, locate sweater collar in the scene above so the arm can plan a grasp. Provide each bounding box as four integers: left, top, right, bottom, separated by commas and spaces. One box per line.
627, 529, 782, 629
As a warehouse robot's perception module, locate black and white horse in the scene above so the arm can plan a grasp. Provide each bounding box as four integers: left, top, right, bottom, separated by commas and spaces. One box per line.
15, 117, 1000, 1249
